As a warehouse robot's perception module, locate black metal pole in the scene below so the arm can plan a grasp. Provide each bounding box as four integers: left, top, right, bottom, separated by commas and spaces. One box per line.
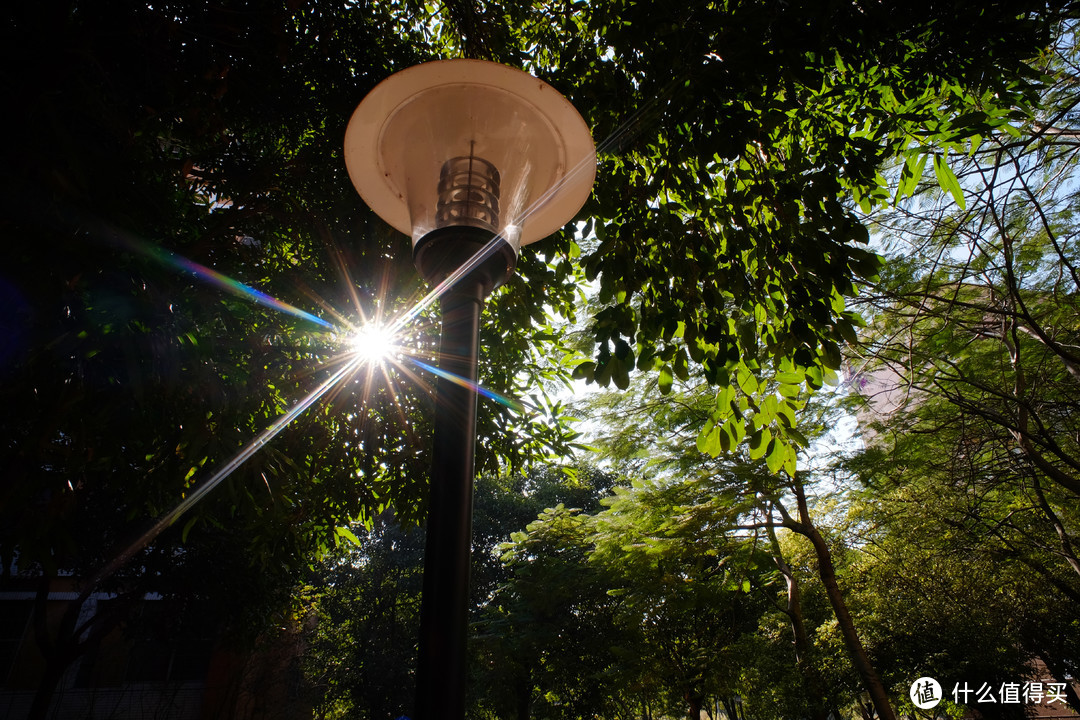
414, 277, 485, 720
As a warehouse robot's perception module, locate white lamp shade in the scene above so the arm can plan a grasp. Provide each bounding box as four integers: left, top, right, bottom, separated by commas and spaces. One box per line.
343, 59, 596, 251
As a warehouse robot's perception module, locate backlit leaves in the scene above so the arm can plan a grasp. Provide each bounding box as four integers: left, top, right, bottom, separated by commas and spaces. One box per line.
537, 0, 1059, 466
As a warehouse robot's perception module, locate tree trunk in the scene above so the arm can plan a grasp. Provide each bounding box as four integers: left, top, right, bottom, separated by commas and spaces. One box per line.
1037, 653, 1080, 715
685, 690, 702, 720
27, 577, 79, 720
790, 482, 897, 720
515, 667, 531, 720
767, 512, 829, 720
28, 657, 69, 720
27, 578, 128, 720
1031, 475, 1080, 580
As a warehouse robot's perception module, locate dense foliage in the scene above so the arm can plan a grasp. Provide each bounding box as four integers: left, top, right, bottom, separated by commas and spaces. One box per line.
844, 17, 1080, 710
3, 1, 1079, 718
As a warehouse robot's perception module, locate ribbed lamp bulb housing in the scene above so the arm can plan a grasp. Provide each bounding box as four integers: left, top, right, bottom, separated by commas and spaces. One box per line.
343, 59, 596, 294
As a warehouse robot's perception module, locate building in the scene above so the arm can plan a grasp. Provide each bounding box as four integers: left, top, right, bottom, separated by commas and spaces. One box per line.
0, 577, 310, 720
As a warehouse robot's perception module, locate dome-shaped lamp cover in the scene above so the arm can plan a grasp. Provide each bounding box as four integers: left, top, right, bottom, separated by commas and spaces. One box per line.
344, 59, 596, 252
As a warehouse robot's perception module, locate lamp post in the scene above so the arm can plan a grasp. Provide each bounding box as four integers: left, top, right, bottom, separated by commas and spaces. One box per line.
343, 59, 595, 719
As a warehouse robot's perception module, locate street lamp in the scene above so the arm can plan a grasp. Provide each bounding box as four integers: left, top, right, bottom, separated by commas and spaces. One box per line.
343, 59, 595, 719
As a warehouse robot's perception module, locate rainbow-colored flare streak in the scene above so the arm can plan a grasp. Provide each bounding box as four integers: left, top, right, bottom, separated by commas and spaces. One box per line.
409, 358, 524, 413
126, 237, 333, 330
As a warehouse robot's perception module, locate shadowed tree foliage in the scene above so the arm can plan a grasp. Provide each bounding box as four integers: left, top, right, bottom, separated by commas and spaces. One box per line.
1, 1, 579, 713
842, 20, 1080, 715
1, 0, 1076, 717
300, 465, 614, 719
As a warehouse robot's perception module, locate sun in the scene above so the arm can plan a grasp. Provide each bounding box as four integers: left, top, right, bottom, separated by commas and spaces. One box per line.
348, 322, 398, 364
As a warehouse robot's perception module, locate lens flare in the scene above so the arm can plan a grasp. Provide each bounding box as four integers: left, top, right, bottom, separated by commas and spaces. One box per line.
408, 358, 525, 413
348, 322, 398, 364
113, 231, 333, 329
82, 71, 674, 594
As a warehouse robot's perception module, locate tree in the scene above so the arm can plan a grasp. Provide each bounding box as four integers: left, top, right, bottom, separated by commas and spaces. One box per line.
0, 1, 579, 712
470, 468, 618, 720
300, 465, 615, 719
579, 364, 901, 720
2, 0, 1074, 714
841, 18, 1080, 715
479, 504, 627, 720
550, 0, 1070, 469
840, 477, 1080, 720
301, 516, 425, 719
590, 477, 784, 720
848, 14, 1080, 602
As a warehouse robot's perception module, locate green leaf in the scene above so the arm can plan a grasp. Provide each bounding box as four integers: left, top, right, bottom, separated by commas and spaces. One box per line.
836, 318, 859, 345
335, 525, 361, 547
611, 356, 630, 390
778, 383, 801, 399
730, 417, 747, 444
716, 385, 735, 414
697, 418, 723, 457
933, 154, 966, 209
783, 451, 797, 477
697, 418, 716, 454
673, 349, 690, 381
776, 370, 804, 385
737, 368, 759, 396
181, 516, 198, 543
718, 423, 733, 452
896, 152, 928, 200
786, 427, 810, 447
760, 395, 778, 426
765, 439, 784, 474
596, 359, 613, 387
821, 341, 842, 370
658, 365, 674, 394
777, 403, 797, 428
572, 361, 596, 382
748, 428, 771, 460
